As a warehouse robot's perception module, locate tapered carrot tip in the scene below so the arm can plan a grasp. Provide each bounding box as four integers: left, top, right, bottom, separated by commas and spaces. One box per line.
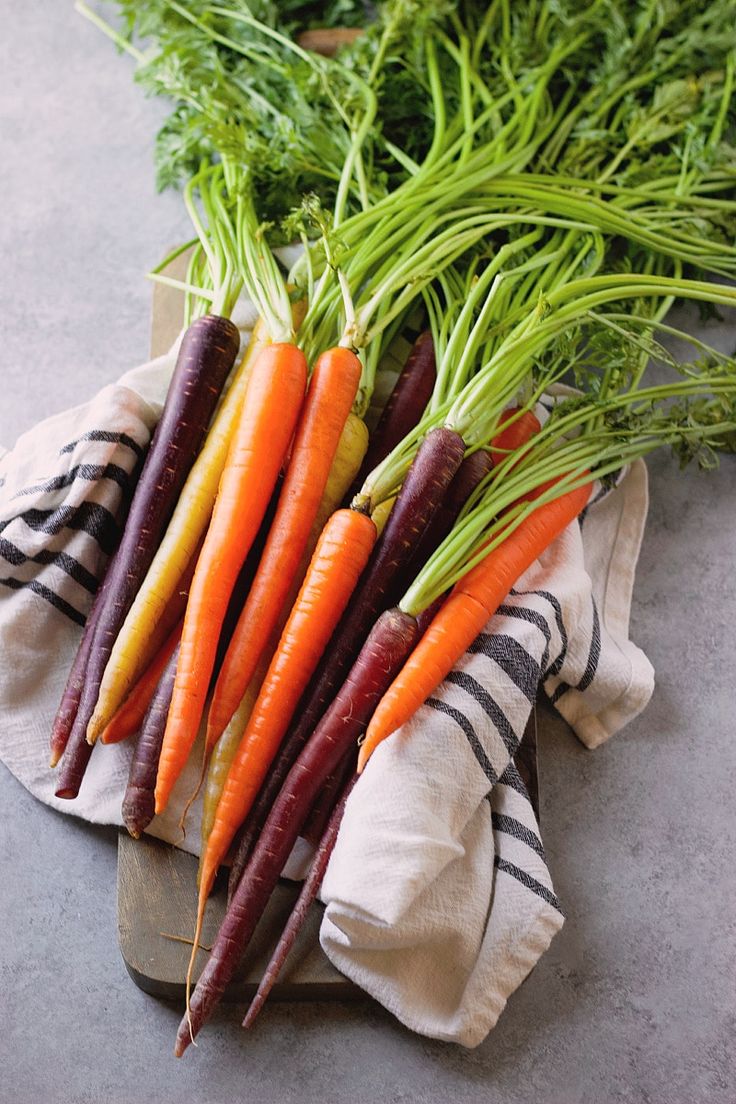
174, 1028, 191, 1058
49, 751, 61, 769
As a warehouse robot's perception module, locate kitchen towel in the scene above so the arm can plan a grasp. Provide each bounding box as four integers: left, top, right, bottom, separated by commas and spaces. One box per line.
0, 315, 654, 1047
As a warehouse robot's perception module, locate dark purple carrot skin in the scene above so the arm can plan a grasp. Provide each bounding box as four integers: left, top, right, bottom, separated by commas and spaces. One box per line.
121, 643, 180, 837
301, 747, 355, 848
49, 581, 107, 768
54, 705, 94, 799
175, 608, 418, 1055
49, 441, 150, 767
411, 449, 493, 575
228, 747, 352, 902
226, 427, 465, 896
70, 315, 238, 778
242, 772, 358, 1029
349, 330, 436, 500
415, 593, 446, 637
408, 450, 493, 642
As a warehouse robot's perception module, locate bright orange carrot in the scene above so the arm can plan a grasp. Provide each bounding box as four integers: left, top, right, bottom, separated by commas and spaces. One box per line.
199, 506, 377, 901
100, 620, 182, 745
490, 407, 542, 467
205, 346, 362, 749
154, 343, 308, 815
358, 480, 591, 771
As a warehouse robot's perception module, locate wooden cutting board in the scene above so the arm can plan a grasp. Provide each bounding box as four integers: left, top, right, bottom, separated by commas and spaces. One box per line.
117, 719, 539, 1001
116, 258, 541, 1001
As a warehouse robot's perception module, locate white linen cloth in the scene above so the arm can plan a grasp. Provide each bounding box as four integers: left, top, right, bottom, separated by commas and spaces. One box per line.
0, 315, 653, 1048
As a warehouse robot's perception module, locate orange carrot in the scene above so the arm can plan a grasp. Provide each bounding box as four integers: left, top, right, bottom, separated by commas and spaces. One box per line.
154, 343, 307, 815
100, 620, 182, 745
205, 346, 362, 749
198, 506, 377, 901
358, 480, 591, 771
490, 407, 542, 467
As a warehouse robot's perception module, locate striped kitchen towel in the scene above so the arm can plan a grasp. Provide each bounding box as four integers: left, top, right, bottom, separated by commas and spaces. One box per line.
321, 462, 653, 1045
0, 319, 653, 1047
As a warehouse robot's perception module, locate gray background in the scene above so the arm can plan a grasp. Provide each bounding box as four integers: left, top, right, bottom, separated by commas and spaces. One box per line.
1, 5, 734, 1103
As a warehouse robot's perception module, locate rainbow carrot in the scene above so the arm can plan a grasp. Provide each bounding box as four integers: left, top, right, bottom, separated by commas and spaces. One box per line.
358, 481, 591, 770
205, 346, 361, 748
154, 343, 307, 815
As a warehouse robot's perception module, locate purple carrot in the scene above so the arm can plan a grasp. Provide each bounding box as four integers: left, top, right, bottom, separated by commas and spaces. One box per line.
226, 426, 464, 894
410, 449, 494, 638
411, 448, 493, 573
49, 583, 107, 768
175, 608, 418, 1055
121, 643, 180, 837
349, 330, 436, 499
57, 314, 238, 796
228, 750, 353, 905
49, 440, 149, 766
242, 772, 358, 1029
300, 747, 355, 849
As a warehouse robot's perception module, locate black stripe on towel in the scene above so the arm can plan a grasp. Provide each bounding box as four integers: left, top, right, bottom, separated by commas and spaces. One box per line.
445, 670, 519, 756
494, 857, 562, 914
426, 697, 497, 785
0, 576, 85, 626
497, 603, 551, 671
497, 760, 530, 799
0, 502, 120, 556
466, 633, 540, 702
510, 587, 569, 678
0, 538, 98, 593
59, 430, 145, 460
14, 462, 132, 498
491, 812, 547, 861
549, 597, 601, 705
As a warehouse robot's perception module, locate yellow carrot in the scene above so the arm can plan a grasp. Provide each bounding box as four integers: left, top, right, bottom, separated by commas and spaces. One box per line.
370, 495, 395, 537
198, 665, 264, 885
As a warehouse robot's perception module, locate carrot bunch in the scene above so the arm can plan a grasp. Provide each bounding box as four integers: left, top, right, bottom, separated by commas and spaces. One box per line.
48, 0, 736, 1059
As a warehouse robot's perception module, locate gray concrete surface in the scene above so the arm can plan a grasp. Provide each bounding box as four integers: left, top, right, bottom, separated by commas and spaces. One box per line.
1, 5, 735, 1103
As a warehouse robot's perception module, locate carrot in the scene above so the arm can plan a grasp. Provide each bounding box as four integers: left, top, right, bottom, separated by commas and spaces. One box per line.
241, 427, 464, 822
228, 450, 493, 896
154, 342, 307, 815
49, 436, 149, 767
242, 772, 358, 1029
350, 330, 436, 496
369, 495, 395, 537
86, 317, 272, 744
176, 608, 418, 1055
202, 412, 368, 875
49, 581, 107, 768
198, 507, 377, 902
358, 480, 592, 771
225, 416, 370, 893
490, 407, 542, 467
211, 477, 282, 685
411, 448, 494, 571
122, 643, 180, 839
100, 619, 182, 745
197, 672, 262, 885
206, 346, 362, 748
300, 747, 355, 849
73, 314, 239, 762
